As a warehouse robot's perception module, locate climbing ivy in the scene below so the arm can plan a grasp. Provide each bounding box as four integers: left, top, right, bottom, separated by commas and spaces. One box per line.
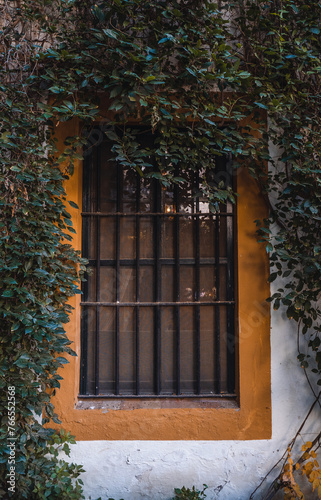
1, 0, 321, 498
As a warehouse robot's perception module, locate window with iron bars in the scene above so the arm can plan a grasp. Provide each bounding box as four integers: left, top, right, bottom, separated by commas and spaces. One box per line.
79, 133, 235, 398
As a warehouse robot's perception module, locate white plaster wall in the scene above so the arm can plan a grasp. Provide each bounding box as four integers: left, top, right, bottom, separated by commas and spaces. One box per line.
65, 299, 320, 500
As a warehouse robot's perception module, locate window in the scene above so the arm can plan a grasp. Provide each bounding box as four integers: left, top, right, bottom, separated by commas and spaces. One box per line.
80, 134, 235, 398
53, 119, 271, 440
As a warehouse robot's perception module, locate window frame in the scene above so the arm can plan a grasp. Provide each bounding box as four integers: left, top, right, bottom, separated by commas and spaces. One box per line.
51, 117, 271, 441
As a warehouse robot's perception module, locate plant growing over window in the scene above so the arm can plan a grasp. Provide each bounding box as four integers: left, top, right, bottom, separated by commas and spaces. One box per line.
1, 0, 321, 498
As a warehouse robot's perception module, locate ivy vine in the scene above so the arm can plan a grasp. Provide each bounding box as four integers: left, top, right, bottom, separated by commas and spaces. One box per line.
1, 0, 321, 498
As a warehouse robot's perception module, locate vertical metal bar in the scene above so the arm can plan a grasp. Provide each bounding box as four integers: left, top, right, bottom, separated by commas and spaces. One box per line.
154, 180, 161, 395
195, 172, 201, 395
115, 162, 121, 395
80, 153, 91, 394
135, 173, 140, 395
95, 144, 101, 395
214, 221, 221, 394
174, 173, 180, 395
82, 147, 91, 213
226, 196, 235, 393
94, 305, 100, 395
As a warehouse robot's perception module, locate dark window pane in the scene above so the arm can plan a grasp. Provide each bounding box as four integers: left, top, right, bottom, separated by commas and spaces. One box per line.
119, 307, 136, 394
161, 218, 175, 258
219, 265, 227, 301
219, 306, 228, 393
122, 168, 137, 213
180, 266, 195, 302
81, 307, 96, 395
139, 307, 154, 394
200, 266, 216, 302
161, 266, 174, 302
161, 307, 175, 394
179, 217, 194, 258
140, 218, 153, 258
100, 218, 115, 260
86, 267, 96, 302
119, 268, 136, 302
85, 148, 98, 212
200, 307, 215, 394
100, 267, 116, 302
139, 266, 154, 302
99, 307, 115, 394
178, 171, 194, 213
219, 216, 227, 257
100, 142, 117, 212
180, 306, 196, 393
140, 177, 153, 213
161, 185, 175, 215
84, 217, 97, 260
200, 216, 215, 258
120, 217, 136, 259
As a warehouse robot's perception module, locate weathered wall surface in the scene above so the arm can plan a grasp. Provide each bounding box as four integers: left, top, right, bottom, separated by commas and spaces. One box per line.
65, 299, 318, 500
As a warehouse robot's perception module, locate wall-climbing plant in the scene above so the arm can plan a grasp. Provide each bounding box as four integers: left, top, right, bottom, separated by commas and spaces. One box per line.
1, 0, 321, 498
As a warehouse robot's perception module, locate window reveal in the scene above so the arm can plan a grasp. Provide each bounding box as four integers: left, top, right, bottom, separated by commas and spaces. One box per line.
80, 137, 235, 397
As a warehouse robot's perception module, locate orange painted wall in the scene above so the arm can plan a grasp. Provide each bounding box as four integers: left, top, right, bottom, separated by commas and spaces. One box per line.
51, 118, 271, 440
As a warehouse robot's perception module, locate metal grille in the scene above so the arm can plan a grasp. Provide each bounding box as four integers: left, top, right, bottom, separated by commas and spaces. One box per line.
80, 135, 235, 397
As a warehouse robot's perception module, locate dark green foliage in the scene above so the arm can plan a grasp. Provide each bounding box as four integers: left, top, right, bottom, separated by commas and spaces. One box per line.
235, 0, 321, 378
0, 3, 88, 496
1, 0, 321, 497
173, 484, 208, 500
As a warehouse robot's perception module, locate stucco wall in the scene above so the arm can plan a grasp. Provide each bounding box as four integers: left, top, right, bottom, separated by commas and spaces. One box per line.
64, 296, 318, 500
